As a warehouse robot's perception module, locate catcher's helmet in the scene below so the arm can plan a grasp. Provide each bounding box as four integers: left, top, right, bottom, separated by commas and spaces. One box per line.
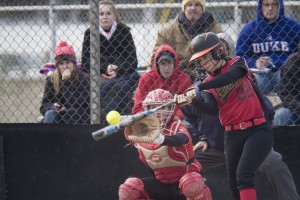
189, 32, 227, 62
142, 89, 175, 129
143, 89, 173, 104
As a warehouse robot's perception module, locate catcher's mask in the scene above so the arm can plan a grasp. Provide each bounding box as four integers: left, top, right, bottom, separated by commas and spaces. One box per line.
142, 89, 175, 130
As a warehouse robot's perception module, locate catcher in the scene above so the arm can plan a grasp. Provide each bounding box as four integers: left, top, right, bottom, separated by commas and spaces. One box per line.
119, 88, 212, 200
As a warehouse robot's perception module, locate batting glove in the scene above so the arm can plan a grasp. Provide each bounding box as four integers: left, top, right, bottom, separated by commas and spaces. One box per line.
174, 86, 200, 106
185, 86, 200, 99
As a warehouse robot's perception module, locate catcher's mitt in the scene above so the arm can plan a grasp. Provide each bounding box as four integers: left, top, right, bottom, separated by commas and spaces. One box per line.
127, 116, 162, 143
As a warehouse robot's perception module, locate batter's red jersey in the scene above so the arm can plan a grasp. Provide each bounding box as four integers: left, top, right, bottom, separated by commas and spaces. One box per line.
204, 57, 264, 126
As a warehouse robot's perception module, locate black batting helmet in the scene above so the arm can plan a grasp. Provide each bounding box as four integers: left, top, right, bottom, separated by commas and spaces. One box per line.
189, 32, 227, 62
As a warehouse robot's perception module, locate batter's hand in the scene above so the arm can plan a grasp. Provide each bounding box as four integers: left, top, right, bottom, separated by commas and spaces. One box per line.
193, 141, 208, 152
174, 86, 200, 106
174, 94, 192, 106
185, 86, 200, 99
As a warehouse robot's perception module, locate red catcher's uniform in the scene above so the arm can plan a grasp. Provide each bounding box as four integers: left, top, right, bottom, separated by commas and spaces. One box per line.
135, 119, 202, 184
204, 57, 265, 126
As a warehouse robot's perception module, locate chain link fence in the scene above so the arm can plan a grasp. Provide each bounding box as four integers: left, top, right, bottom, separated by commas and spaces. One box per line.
0, 0, 299, 124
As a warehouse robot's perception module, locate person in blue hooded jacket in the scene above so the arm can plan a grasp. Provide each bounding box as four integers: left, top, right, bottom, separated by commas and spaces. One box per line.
236, 0, 300, 95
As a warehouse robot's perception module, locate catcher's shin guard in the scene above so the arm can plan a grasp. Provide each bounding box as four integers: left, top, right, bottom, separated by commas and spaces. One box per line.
179, 172, 212, 200
118, 177, 150, 200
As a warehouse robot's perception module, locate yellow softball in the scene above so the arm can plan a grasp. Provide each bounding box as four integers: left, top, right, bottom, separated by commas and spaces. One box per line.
106, 110, 121, 125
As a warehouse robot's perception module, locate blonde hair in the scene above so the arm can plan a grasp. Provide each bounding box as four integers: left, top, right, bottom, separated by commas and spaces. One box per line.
99, 0, 128, 28
51, 64, 79, 95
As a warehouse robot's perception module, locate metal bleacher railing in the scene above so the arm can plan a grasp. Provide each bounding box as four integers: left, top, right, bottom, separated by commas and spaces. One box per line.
0, 1, 299, 124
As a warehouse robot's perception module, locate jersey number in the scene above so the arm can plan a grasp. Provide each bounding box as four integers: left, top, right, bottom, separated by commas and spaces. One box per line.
237, 83, 253, 101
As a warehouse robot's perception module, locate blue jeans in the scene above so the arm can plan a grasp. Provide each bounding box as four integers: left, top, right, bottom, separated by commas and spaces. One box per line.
43, 110, 60, 123
100, 73, 140, 123
254, 70, 280, 95
273, 107, 300, 125
43, 109, 90, 124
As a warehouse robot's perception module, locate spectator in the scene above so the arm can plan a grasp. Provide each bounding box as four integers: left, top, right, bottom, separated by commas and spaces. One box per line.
150, 0, 223, 81
273, 41, 300, 125
40, 41, 90, 124
176, 32, 274, 200
132, 44, 192, 119
81, 0, 140, 122
236, 0, 300, 94
120, 89, 212, 200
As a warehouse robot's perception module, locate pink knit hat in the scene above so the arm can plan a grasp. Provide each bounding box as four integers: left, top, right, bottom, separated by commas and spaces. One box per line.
54, 41, 76, 65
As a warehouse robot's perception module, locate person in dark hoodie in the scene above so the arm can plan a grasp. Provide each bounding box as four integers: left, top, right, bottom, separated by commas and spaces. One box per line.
40, 41, 90, 124
236, 0, 300, 94
149, 0, 223, 81
132, 44, 192, 119
273, 41, 300, 125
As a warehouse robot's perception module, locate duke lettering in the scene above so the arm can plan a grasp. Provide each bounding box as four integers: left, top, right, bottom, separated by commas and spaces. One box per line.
252, 41, 289, 53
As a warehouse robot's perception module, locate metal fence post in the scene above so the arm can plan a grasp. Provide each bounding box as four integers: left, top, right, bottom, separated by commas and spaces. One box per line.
234, 0, 242, 40
89, 0, 101, 124
49, 0, 57, 61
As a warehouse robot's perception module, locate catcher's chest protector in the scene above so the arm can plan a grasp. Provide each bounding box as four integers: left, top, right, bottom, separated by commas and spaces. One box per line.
136, 121, 194, 170
137, 145, 188, 170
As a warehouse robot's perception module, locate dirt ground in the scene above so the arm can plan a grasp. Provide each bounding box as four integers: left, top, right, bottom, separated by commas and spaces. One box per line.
0, 76, 46, 123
